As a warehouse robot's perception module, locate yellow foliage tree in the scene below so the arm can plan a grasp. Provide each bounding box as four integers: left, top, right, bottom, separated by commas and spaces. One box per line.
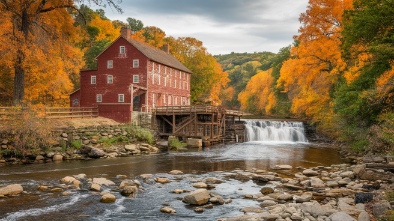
238, 69, 276, 115
89, 14, 120, 42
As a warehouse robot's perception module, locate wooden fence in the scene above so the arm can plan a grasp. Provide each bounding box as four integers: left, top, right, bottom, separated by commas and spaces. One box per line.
0, 107, 98, 120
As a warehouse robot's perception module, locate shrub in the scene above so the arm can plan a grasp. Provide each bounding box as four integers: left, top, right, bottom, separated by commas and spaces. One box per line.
1, 106, 56, 157
168, 138, 187, 151
71, 140, 83, 149
128, 126, 154, 144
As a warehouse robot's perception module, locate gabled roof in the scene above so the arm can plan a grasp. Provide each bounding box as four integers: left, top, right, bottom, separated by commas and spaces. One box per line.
123, 37, 192, 74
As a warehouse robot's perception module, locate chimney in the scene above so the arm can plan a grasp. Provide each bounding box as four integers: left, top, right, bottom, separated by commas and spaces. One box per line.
161, 44, 170, 54
121, 27, 131, 40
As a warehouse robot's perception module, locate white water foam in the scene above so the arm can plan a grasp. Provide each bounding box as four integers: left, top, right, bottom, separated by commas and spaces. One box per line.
0, 194, 88, 221
244, 120, 308, 143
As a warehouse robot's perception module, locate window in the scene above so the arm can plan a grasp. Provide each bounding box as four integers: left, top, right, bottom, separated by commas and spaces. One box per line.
174, 80, 177, 88
107, 60, 113, 69
152, 93, 156, 107
120, 46, 125, 54
168, 95, 172, 105
96, 94, 102, 102
118, 94, 124, 102
107, 75, 113, 84
133, 75, 139, 83
133, 59, 139, 68
91, 76, 96, 84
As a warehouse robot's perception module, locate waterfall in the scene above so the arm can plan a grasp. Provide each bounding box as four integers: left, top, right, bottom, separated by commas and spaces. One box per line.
244, 119, 308, 143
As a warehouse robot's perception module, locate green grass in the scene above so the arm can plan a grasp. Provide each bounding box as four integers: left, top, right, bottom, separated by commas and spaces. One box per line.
168, 138, 187, 151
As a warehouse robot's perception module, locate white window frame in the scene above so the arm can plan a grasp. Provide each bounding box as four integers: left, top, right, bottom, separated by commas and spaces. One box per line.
133, 59, 139, 68
133, 75, 139, 83
152, 93, 156, 107
120, 46, 126, 54
96, 94, 102, 102
168, 95, 172, 105
107, 60, 113, 69
91, 76, 96, 84
158, 73, 161, 85
107, 75, 113, 84
174, 80, 177, 88
118, 94, 125, 102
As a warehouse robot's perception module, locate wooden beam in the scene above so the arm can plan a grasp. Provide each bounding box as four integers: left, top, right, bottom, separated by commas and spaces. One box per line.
159, 115, 173, 126
174, 116, 196, 134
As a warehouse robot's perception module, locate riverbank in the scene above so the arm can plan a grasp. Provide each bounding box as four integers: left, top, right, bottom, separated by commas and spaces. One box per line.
1, 152, 393, 221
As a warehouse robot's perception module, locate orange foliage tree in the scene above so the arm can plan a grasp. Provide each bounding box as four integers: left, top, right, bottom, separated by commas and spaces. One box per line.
0, 0, 121, 106
277, 0, 353, 131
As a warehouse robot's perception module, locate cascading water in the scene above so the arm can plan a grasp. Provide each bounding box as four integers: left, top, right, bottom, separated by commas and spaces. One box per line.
244, 119, 308, 143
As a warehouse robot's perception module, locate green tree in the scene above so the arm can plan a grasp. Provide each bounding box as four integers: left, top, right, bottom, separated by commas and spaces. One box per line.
126, 17, 144, 32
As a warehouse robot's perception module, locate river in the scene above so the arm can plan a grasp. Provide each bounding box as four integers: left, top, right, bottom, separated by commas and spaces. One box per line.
0, 120, 347, 221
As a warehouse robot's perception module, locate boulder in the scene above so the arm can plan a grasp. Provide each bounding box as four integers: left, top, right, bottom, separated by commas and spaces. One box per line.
100, 193, 116, 203
204, 177, 223, 184
358, 211, 370, 221
273, 165, 293, 170
160, 207, 176, 214
89, 147, 106, 158
168, 170, 184, 175
260, 187, 274, 195
310, 177, 325, 188
303, 169, 319, 176
183, 189, 210, 205
120, 185, 138, 197
192, 182, 208, 188
90, 183, 101, 192
277, 193, 293, 201
172, 189, 184, 194
53, 154, 63, 161
61, 176, 76, 184
299, 201, 336, 217
340, 171, 355, 179
124, 144, 137, 152
73, 174, 87, 180
329, 211, 356, 221
92, 178, 115, 186
260, 200, 277, 207
240, 207, 264, 213
354, 192, 374, 204
0, 184, 23, 196
155, 177, 171, 184
295, 192, 312, 203
35, 155, 45, 161
372, 201, 391, 218
209, 193, 225, 205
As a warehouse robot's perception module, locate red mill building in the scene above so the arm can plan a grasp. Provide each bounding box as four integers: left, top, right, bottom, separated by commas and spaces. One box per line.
70, 28, 192, 122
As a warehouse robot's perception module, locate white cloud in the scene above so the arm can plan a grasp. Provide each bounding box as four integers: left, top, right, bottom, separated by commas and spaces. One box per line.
100, 0, 308, 55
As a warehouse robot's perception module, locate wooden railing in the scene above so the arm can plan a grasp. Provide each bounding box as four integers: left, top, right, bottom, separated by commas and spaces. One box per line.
153, 105, 221, 115
153, 105, 247, 116
0, 107, 98, 120
44, 107, 98, 119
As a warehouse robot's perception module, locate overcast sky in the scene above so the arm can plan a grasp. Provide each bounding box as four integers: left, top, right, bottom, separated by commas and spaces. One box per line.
100, 0, 309, 55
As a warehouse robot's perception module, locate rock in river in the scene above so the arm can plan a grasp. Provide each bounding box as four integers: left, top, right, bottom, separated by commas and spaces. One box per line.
0, 184, 23, 196
183, 189, 210, 205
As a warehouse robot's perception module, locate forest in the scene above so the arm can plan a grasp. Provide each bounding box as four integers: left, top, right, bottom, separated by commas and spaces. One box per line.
0, 0, 393, 152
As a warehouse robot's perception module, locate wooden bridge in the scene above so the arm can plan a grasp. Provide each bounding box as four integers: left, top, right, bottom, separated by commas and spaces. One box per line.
152, 105, 247, 146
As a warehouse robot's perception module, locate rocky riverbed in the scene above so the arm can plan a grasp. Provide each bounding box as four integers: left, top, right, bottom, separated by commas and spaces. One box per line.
1, 156, 393, 221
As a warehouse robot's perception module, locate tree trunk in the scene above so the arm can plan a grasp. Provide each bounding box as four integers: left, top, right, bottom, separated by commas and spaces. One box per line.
13, 50, 25, 106
12, 7, 29, 106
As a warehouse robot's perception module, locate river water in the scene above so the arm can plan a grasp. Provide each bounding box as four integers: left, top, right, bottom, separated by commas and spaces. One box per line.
0, 121, 347, 221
